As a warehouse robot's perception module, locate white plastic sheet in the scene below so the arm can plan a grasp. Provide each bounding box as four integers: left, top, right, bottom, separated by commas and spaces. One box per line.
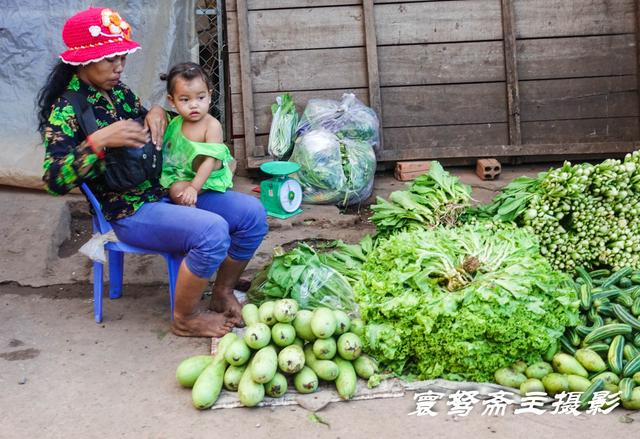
0, 0, 198, 188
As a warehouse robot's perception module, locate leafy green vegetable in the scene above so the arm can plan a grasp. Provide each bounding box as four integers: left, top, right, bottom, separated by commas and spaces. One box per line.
466, 152, 640, 271
247, 243, 357, 312
370, 161, 471, 234
267, 93, 298, 159
354, 223, 580, 382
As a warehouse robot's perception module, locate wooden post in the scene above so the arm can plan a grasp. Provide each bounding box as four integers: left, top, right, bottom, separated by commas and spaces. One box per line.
236, 0, 262, 158
635, 0, 640, 132
362, 0, 384, 151
500, 0, 522, 147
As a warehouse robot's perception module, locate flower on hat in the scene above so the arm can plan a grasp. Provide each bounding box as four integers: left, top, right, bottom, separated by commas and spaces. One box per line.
99, 9, 132, 40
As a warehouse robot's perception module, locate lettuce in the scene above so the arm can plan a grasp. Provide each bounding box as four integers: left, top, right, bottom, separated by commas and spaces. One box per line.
355, 223, 580, 382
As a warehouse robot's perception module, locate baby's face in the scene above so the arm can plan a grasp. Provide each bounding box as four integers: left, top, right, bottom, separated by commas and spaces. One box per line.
169, 76, 211, 122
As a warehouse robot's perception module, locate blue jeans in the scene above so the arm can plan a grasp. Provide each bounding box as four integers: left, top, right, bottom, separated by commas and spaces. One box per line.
111, 191, 268, 279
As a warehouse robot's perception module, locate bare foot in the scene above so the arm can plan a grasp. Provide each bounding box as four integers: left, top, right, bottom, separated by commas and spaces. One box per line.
210, 289, 244, 327
171, 310, 235, 337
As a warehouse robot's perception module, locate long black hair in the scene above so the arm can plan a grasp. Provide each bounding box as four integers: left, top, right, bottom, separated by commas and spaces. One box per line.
159, 62, 211, 95
36, 61, 77, 134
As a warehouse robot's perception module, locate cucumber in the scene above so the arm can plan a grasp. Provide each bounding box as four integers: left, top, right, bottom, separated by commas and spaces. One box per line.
224, 339, 251, 366
635, 333, 640, 348
582, 323, 632, 345
602, 267, 633, 288
619, 377, 635, 401
292, 310, 316, 342
615, 293, 635, 309
624, 344, 639, 362
311, 308, 337, 339
543, 340, 559, 362
241, 303, 260, 326
589, 269, 611, 279
619, 277, 633, 289
579, 283, 592, 311
264, 372, 288, 398
583, 342, 609, 353
273, 299, 299, 323
622, 352, 640, 377
304, 345, 339, 381
575, 348, 607, 373
271, 323, 296, 347
176, 355, 213, 388
337, 332, 363, 361
244, 323, 271, 350
592, 289, 622, 300
333, 309, 351, 335
223, 365, 247, 391
258, 301, 277, 326
277, 344, 305, 374
631, 297, 640, 316
631, 273, 640, 285
578, 378, 604, 411
192, 332, 237, 409
238, 364, 265, 407
607, 335, 625, 375
611, 303, 640, 329
559, 335, 576, 355
313, 337, 337, 360
251, 345, 278, 383
334, 357, 357, 400
353, 354, 379, 380
294, 366, 318, 394
634, 371, 640, 385
568, 328, 581, 346
576, 267, 593, 288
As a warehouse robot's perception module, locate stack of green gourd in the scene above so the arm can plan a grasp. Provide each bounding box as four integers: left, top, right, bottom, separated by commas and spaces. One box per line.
175, 299, 378, 409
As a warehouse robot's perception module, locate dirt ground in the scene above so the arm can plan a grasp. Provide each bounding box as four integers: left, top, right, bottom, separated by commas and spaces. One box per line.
2, 166, 639, 438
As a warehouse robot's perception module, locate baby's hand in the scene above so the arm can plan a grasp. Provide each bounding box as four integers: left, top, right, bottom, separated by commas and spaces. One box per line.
179, 185, 198, 207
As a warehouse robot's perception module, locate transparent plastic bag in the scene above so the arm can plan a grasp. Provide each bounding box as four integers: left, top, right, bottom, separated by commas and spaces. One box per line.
78, 231, 118, 263
296, 93, 380, 150
267, 93, 298, 159
290, 129, 376, 205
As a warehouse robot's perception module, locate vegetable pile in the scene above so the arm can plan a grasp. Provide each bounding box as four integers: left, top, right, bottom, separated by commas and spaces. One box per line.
355, 223, 580, 382
471, 151, 640, 271
176, 299, 378, 409
495, 268, 640, 409
370, 161, 471, 234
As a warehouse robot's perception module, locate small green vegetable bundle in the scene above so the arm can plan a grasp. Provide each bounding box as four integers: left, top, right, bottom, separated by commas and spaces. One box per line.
370, 161, 471, 234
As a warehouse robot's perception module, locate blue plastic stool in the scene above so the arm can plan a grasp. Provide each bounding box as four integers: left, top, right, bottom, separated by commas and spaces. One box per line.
81, 183, 183, 323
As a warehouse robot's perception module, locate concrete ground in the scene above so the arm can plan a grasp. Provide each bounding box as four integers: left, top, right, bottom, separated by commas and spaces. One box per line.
1, 165, 639, 438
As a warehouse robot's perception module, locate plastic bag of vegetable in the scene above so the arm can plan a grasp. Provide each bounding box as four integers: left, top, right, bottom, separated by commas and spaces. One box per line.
267, 93, 298, 159
296, 93, 380, 150
290, 129, 376, 206
247, 243, 358, 313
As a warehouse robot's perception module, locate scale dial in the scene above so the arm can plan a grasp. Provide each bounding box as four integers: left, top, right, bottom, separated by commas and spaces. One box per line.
278, 178, 303, 213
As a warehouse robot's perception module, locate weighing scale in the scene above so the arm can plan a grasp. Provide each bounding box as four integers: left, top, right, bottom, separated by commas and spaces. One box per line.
259, 161, 303, 219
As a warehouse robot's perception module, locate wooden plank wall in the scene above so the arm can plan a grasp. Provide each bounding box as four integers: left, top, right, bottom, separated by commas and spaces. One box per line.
226, 0, 640, 168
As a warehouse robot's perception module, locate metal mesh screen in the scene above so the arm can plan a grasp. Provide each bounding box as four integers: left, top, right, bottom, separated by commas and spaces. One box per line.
195, 0, 227, 137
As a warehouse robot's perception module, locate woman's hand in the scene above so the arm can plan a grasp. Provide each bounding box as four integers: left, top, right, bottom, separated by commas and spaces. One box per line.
90, 120, 150, 151
144, 105, 167, 149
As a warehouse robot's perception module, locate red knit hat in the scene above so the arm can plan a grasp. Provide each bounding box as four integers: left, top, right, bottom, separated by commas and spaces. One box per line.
59, 7, 140, 65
